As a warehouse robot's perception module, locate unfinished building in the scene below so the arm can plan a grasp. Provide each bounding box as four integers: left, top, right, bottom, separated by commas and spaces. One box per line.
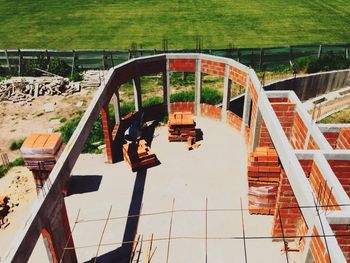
3, 54, 350, 262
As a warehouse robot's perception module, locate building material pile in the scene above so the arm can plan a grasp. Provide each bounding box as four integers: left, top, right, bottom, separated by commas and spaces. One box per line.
123, 139, 158, 172
168, 112, 196, 142
20, 133, 63, 192
0, 77, 79, 103
81, 70, 108, 89
247, 147, 281, 215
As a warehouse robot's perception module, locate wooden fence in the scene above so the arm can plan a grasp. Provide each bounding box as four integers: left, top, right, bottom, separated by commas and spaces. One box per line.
0, 43, 349, 73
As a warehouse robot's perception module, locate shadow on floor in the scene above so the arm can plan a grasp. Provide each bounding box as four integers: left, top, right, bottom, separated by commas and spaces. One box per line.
87, 120, 158, 263
67, 175, 103, 196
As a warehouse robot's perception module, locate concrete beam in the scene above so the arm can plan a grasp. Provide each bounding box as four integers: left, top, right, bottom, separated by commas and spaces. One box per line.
112, 89, 121, 124
163, 60, 170, 114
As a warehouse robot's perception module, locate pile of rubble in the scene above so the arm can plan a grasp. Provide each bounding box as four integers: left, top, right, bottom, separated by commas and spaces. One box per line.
81, 70, 108, 89
0, 77, 80, 103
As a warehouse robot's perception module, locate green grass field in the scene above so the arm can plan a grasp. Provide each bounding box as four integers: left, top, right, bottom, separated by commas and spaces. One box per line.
0, 0, 349, 49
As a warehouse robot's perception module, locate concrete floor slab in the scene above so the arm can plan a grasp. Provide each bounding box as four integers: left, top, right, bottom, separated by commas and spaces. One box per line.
58, 116, 302, 262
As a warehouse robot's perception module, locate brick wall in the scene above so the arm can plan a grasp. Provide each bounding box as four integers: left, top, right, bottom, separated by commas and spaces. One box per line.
322, 131, 339, 149
200, 103, 222, 120
290, 113, 308, 149
330, 224, 350, 261
309, 161, 340, 210
229, 66, 247, 86
336, 128, 350, 149
296, 216, 308, 252
101, 104, 113, 163
258, 100, 296, 148
307, 135, 320, 150
226, 111, 242, 131
272, 168, 302, 239
201, 59, 226, 77
328, 160, 350, 197
248, 79, 258, 148
170, 102, 195, 113
169, 58, 196, 72
310, 227, 331, 263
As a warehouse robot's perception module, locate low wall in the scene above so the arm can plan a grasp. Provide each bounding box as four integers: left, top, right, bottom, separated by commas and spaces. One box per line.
264, 69, 350, 101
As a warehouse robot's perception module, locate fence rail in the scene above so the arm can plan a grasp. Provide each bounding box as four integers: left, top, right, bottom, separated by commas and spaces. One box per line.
0, 43, 349, 73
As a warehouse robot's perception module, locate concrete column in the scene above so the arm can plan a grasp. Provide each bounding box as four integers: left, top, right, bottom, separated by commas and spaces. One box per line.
163, 61, 170, 114
112, 89, 121, 124
221, 64, 232, 122
194, 59, 202, 115
42, 196, 77, 263
101, 103, 114, 163
133, 66, 142, 111
241, 77, 252, 133
252, 109, 263, 151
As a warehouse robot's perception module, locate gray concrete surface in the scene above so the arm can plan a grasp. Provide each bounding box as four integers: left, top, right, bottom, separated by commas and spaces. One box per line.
59, 117, 301, 263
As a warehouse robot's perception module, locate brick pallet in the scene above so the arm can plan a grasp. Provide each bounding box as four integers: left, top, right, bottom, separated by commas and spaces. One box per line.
247, 147, 281, 215
123, 140, 158, 172
20, 133, 63, 192
168, 112, 196, 142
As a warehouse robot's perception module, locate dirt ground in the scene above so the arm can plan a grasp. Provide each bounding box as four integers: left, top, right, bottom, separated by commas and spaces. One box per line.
0, 87, 96, 162
0, 166, 37, 260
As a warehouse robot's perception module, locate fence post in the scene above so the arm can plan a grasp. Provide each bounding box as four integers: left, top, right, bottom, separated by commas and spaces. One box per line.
288, 46, 293, 61
71, 50, 75, 79
318, 44, 323, 58
259, 48, 264, 69
102, 50, 106, 70
45, 49, 50, 71
110, 51, 114, 67
237, 48, 241, 62
4, 49, 11, 70
345, 45, 349, 59
18, 49, 21, 76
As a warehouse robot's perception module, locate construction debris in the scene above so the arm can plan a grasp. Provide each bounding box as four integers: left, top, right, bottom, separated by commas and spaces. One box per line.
80, 70, 108, 89
168, 112, 196, 142
247, 147, 281, 215
0, 77, 79, 104
123, 139, 158, 172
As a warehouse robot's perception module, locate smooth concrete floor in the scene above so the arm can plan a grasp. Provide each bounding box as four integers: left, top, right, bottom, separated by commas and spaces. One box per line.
58, 116, 301, 263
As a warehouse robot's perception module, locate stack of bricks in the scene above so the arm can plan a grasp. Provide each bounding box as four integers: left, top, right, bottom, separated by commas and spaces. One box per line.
20, 133, 63, 192
247, 147, 281, 215
168, 112, 196, 141
123, 139, 157, 172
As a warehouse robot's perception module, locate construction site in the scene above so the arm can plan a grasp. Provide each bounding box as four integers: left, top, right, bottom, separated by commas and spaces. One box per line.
2, 53, 350, 263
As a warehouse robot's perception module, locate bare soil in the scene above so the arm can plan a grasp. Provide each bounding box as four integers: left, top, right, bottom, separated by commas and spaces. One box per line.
0, 88, 96, 162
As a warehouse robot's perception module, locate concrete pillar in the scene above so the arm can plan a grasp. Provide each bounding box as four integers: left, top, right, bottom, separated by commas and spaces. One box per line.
42, 196, 77, 263
163, 63, 170, 114
241, 77, 252, 133
112, 90, 121, 124
101, 103, 114, 163
194, 59, 202, 115
221, 64, 232, 122
252, 109, 263, 151
133, 66, 142, 111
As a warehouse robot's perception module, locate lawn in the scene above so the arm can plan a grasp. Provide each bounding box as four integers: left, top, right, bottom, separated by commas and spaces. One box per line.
0, 0, 349, 49
319, 105, 350, 124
